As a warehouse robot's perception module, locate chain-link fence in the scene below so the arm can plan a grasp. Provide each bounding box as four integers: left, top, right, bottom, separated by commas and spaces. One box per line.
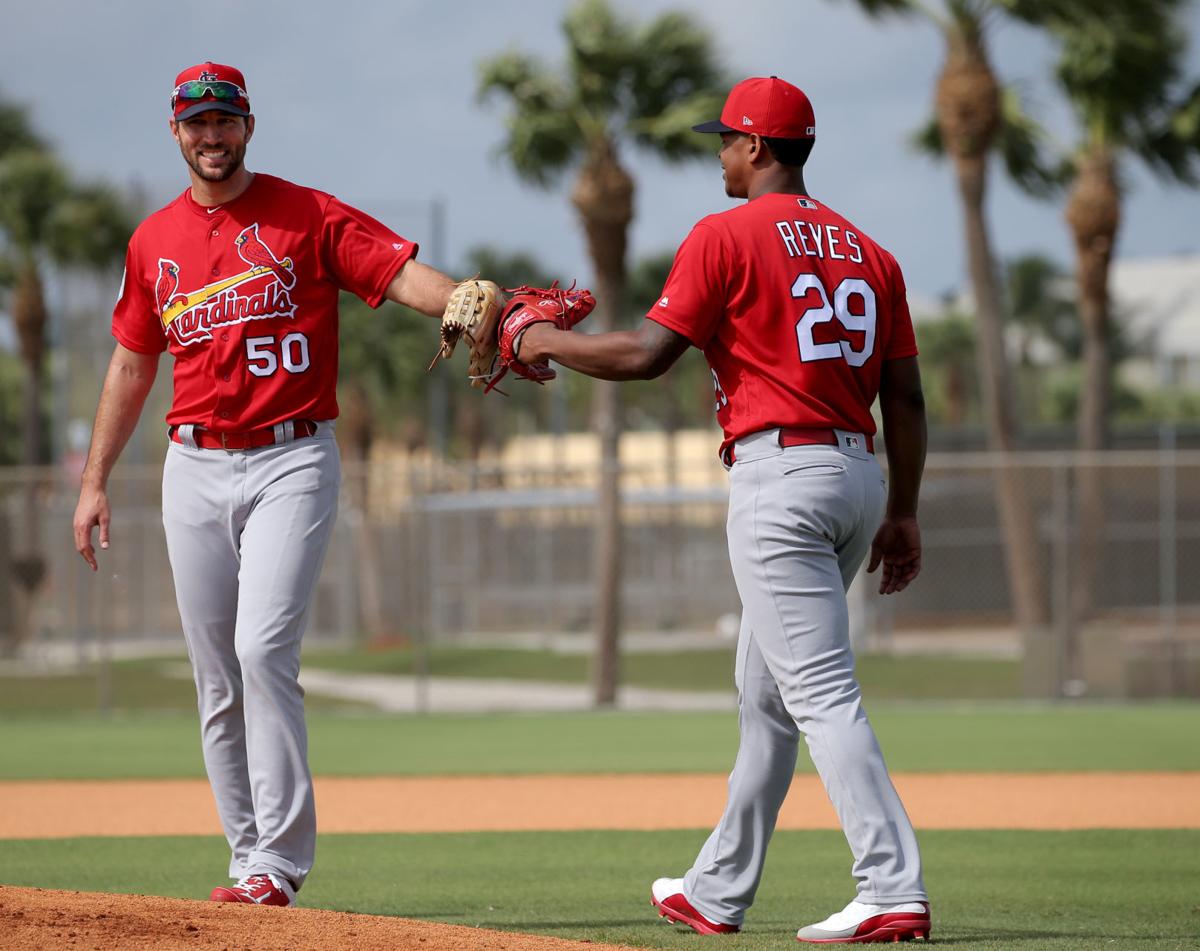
2, 447, 1197, 698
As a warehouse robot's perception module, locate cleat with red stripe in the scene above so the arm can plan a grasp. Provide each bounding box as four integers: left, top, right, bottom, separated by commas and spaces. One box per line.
797, 900, 930, 943
209, 873, 295, 907
650, 878, 740, 935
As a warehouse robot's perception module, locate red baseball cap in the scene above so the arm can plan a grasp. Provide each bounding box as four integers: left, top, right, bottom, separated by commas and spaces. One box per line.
693, 76, 815, 139
172, 62, 251, 121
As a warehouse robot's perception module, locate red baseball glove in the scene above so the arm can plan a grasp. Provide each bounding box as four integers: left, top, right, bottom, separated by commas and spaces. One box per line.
486, 283, 595, 392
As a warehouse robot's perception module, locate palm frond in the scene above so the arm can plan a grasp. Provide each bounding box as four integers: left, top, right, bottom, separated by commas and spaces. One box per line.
478, 51, 566, 113
46, 183, 135, 269
563, 0, 635, 113
998, 0, 1175, 27
1130, 78, 1200, 185
628, 91, 726, 160
0, 150, 68, 252
1054, 7, 1183, 142
910, 113, 944, 157
0, 98, 43, 160
839, 0, 920, 18
627, 11, 724, 120
995, 86, 1065, 197
495, 112, 581, 188
479, 51, 582, 186
1047, 2, 1200, 184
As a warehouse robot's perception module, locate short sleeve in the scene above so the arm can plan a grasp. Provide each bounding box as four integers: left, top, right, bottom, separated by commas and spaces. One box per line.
645, 222, 730, 349
111, 241, 168, 354
883, 260, 919, 360
320, 197, 419, 307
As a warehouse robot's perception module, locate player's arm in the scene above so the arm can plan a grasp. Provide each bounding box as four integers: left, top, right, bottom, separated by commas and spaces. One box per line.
382, 260, 459, 318
868, 356, 927, 594
517, 318, 691, 381
73, 344, 161, 571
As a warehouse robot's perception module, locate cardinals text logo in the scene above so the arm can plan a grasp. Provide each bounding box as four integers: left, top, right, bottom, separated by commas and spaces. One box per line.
156, 224, 297, 346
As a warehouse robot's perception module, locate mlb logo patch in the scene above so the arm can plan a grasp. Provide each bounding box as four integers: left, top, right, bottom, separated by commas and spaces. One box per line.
797, 197, 818, 209
846, 435, 860, 449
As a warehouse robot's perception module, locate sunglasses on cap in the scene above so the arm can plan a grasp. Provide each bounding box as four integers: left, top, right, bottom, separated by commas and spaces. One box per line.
172, 80, 248, 107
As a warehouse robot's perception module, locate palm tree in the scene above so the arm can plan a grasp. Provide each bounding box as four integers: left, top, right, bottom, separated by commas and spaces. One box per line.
0, 145, 133, 655
1042, 1, 1200, 631
479, 0, 725, 704
915, 312, 977, 427
838, 0, 1094, 658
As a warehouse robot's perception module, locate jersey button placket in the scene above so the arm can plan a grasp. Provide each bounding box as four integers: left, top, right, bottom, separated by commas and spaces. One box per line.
210, 210, 233, 423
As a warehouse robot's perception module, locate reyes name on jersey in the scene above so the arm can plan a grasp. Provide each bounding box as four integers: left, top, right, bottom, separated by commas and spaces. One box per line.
648, 193, 918, 458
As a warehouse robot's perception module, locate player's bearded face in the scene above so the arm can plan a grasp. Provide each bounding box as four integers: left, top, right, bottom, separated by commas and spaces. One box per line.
174, 113, 252, 183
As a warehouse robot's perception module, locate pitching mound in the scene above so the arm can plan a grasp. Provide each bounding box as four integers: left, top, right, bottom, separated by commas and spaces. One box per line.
0, 886, 633, 951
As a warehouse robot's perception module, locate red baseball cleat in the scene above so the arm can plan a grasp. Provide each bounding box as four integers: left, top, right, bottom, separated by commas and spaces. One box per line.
650, 877, 740, 935
209, 873, 295, 907
796, 899, 930, 943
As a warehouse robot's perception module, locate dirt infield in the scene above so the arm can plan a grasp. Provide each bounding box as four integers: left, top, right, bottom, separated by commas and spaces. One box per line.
0, 887, 639, 951
1, 771, 1197, 839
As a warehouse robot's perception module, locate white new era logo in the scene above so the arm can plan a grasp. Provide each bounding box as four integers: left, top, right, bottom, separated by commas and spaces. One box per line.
392, 243, 405, 251
742, 115, 754, 126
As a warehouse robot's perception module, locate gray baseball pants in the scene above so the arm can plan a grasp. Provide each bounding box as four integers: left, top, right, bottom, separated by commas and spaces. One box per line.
684, 429, 926, 925
161, 423, 340, 890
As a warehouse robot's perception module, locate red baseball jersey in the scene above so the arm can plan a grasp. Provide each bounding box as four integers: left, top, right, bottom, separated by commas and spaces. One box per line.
113, 173, 416, 431
648, 193, 918, 458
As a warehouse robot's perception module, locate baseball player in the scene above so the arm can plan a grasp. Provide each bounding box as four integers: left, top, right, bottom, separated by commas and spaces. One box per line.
71, 62, 499, 907
509, 77, 931, 943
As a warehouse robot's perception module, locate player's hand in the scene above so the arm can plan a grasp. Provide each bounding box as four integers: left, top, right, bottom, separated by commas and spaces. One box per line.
73, 484, 111, 572
867, 515, 921, 595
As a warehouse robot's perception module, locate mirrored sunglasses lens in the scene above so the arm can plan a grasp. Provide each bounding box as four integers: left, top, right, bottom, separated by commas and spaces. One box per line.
177, 81, 242, 102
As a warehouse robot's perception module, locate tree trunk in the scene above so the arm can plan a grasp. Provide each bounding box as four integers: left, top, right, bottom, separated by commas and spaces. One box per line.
8, 261, 48, 656
1066, 148, 1120, 648
571, 140, 633, 707
1067, 148, 1119, 455
14, 262, 46, 469
938, 31, 1050, 683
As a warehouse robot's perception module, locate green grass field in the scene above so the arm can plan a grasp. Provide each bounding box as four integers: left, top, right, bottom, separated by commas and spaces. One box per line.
0, 647, 1023, 716
2, 698, 1198, 948
0, 704, 1197, 779
1, 830, 1196, 949
302, 645, 1024, 700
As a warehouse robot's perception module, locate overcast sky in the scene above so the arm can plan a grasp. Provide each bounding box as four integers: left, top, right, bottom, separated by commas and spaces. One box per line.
3, 0, 1199, 304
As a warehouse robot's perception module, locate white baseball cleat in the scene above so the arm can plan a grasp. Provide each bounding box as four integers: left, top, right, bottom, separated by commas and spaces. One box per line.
796, 899, 930, 943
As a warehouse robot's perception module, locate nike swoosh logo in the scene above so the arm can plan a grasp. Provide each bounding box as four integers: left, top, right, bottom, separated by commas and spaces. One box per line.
207, 206, 221, 214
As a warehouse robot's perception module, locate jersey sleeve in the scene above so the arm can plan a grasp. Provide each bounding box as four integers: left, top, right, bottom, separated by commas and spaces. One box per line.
645, 222, 730, 349
320, 197, 419, 307
883, 260, 919, 360
111, 241, 168, 354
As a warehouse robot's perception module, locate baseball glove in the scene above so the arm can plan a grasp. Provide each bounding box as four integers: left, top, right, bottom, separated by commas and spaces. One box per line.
429, 279, 503, 388
489, 283, 595, 392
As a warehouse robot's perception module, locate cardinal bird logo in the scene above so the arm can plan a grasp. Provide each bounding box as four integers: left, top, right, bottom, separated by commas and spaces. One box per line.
234, 223, 296, 289
155, 259, 181, 316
